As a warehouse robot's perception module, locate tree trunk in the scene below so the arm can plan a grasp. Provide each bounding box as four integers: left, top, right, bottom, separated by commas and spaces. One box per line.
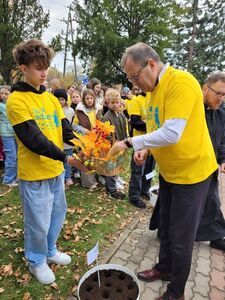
187, 0, 198, 72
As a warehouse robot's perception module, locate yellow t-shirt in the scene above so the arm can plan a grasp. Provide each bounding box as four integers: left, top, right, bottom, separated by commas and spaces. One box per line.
129, 93, 150, 136
7, 90, 65, 180
146, 66, 217, 184
124, 99, 133, 116
67, 94, 72, 106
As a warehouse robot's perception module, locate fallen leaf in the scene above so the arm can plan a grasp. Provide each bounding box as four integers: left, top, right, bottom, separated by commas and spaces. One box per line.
22, 291, 32, 300
0, 263, 13, 276
50, 282, 59, 290
0, 288, 4, 294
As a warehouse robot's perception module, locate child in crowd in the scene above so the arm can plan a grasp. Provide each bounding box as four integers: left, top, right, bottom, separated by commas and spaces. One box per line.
70, 89, 82, 179
0, 94, 5, 163
54, 89, 75, 187
7, 39, 85, 285
73, 89, 102, 190
102, 89, 127, 199
70, 89, 81, 111
88, 78, 104, 106
0, 86, 18, 187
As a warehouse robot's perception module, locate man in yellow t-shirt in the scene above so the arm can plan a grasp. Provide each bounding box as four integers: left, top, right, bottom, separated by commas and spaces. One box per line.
116, 43, 217, 300
7, 39, 85, 285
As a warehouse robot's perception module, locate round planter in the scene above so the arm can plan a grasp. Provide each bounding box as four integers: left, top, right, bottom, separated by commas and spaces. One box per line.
78, 263, 140, 300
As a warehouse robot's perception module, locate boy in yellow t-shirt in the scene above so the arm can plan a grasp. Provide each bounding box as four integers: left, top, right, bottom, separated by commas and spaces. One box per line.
6, 39, 85, 285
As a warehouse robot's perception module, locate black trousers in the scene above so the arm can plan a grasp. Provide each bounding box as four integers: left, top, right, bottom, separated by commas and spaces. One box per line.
155, 174, 211, 298
128, 154, 155, 202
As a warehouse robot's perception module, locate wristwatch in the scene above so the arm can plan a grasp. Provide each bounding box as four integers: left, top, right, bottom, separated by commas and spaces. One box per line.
124, 137, 133, 148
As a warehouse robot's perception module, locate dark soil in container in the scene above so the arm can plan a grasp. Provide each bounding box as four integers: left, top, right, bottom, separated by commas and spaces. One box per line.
79, 269, 139, 300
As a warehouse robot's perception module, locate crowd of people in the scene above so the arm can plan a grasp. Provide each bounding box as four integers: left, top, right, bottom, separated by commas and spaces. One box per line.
1, 38, 225, 300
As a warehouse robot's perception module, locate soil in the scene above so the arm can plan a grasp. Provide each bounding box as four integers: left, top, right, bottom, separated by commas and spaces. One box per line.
79, 269, 139, 300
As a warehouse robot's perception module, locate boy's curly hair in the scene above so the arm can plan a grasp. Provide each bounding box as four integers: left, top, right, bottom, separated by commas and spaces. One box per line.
13, 39, 54, 68
105, 88, 121, 102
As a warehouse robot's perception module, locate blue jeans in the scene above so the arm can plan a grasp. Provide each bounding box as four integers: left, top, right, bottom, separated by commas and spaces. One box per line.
64, 148, 73, 180
19, 173, 67, 266
2, 136, 17, 184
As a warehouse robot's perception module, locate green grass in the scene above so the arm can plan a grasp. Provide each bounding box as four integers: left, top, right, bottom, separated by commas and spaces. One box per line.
0, 161, 138, 299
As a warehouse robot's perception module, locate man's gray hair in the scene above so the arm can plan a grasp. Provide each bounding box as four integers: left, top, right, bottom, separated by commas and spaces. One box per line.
205, 71, 225, 85
121, 42, 161, 67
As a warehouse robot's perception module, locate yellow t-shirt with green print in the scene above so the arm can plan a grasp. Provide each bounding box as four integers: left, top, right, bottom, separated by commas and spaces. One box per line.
129, 93, 150, 137
146, 66, 217, 184
7, 91, 65, 181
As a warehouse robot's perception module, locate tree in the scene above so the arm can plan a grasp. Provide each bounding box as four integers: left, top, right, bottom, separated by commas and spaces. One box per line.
167, 0, 225, 83
72, 0, 183, 84
0, 0, 49, 84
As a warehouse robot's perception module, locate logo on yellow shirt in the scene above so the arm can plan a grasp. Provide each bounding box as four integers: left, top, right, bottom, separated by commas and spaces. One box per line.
33, 108, 60, 130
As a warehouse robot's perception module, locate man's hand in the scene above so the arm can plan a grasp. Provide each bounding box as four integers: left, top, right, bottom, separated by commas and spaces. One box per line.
114, 140, 128, 150
220, 163, 225, 173
134, 149, 149, 165
67, 156, 88, 172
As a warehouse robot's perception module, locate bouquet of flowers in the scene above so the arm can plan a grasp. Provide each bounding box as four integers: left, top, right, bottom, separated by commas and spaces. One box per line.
70, 120, 127, 176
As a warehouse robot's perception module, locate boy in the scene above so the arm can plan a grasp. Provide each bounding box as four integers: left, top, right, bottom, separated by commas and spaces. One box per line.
102, 88, 127, 199
7, 39, 85, 285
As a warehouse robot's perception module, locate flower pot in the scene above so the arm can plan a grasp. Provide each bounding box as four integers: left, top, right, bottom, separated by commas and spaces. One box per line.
78, 263, 140, 300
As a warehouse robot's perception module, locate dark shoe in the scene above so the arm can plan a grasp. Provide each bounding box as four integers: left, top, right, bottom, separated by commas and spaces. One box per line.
109, 191, 126, 200
156, 292, 184, 300
137, 268, 171, 282
140, 191, 150, 200
130, 199, 146, 209
210, 238, 225, 251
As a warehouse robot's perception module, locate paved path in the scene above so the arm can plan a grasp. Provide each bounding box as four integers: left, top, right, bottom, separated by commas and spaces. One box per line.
100, 174, 225, 300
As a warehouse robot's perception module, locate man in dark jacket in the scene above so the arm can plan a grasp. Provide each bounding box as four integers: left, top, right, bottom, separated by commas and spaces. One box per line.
195, 71, 225, 251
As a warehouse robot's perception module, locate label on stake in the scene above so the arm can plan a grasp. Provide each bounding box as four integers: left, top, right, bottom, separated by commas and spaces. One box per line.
87, 242, 99, 265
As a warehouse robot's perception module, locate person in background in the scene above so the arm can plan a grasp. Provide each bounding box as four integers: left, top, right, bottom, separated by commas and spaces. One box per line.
70, 89, 81, 111
0, 92, 5, 163
67, 84, 76, 106
88, 78, 104, 106
102, 88, 127, 199
73, 89, 102, 190
0, 86, 18, 187
50, 78, 61, 94
69, 89, 82, 179
116, 42, 217, 300
7, 39, 86, 285
128, 92, 155, 208
121, 86, 131, 100
195, 71, 225, 251
132, 85, 140, 96
54, 89, 75, 187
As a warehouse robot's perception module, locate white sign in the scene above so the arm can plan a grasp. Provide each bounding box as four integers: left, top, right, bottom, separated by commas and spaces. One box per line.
145, 170, 157, 180
87, 242, 99, 265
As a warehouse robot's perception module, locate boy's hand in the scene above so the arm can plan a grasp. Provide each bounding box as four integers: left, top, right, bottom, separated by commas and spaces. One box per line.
134, 149, 149, 165
67, 156, 88, 172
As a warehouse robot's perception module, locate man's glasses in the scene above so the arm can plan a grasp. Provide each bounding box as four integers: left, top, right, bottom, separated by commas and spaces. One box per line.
207, 85, 225, 98
127, 62, 148, 82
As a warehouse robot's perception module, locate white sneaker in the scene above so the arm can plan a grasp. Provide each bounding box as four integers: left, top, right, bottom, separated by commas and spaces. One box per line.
98, 175, 105, 185
73, 172, 80, 179
117, 177, 126, 185
29, 262, 55, 284
5, 182, 19, 188
116, 181, 124, 190
47, 251, 71, 265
